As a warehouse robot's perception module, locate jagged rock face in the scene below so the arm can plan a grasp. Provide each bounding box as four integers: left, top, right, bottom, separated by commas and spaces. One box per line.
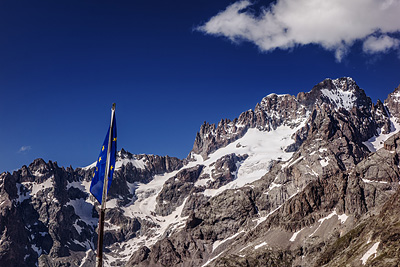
112, 150, 184, 185
191, 93, 305, 159
127, 187, 259, 267
0, 159, 89, 267
127, 78, 399, 267
192, 77, 387, 160
129, 132, 400, 267
356, 133, 400, 184
300, 77, 372, 110
316, 172, 400, 267
155, 165, 204, 216
0, 153, 183, 267
2, 77, 400, 267
207, 154, 248, 189
384, 84, 400, 120
107, 150, 184, 204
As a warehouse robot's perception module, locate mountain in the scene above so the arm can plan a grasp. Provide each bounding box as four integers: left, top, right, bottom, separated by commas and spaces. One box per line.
1, 77, 400, 267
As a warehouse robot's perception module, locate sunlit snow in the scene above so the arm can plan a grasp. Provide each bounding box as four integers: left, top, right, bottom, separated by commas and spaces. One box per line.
66, 199, 97, 226
309, 210, 348, 237
101, 113, 310, 264
83, 155, 147, 171
31, 244, 42, 256
362, 178, 389, 184
281, 156, 304, 170
338, 213, 348, 224
201, 123, 305, 197
212, 230, 245, 252
363, 117, 400, 152
320, 157, 330, 167
201, 251, 224, 267
320, 88, 357, 110
115, 157, 146, 170
254, 241, 268, 249
361, 241, 380, 265
21, 177, 54, 197
289, 228, 304, 242
112, 186, 189, 263
79, 250, 93, 267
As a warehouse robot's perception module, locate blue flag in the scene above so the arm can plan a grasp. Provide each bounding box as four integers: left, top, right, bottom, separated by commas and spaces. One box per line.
90, 115, 117, 204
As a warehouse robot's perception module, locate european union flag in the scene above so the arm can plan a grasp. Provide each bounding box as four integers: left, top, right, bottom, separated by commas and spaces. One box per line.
90, 114, 117, 204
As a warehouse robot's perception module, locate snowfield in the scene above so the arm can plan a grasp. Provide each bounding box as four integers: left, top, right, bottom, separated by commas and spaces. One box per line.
363, 116, 400, 152
101, 121, 308, 264
198, 123, 306, 197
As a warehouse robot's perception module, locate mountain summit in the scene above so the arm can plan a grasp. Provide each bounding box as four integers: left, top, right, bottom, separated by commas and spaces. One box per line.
1, 78, 400, 267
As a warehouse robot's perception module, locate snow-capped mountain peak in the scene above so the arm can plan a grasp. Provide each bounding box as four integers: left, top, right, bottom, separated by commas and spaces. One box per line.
308, 77, 372, 110
2, 77, 400, 267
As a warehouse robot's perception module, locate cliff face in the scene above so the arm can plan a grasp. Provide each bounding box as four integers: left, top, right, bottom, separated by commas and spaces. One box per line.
127, 78, 400, 267
1, 78, 400, 267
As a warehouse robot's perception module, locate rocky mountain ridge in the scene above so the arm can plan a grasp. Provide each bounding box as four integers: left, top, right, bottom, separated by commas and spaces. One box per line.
192, 77, 389, 159
1, 77, 400, 266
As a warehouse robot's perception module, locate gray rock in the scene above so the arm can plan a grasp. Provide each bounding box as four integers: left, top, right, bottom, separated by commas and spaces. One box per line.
2, 77, 400, 267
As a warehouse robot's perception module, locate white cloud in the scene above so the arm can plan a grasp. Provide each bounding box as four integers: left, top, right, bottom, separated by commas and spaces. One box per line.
363, 35, 400, 54
19, 146, 32, 153
198, 0, 400, 61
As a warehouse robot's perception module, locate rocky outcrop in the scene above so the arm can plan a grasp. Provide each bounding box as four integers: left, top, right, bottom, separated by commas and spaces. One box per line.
207, 153, 248, 189
356, 132, 400, 184
0, 160, 88, 267
155, 165, 204, 216
384, 84, 400, 120
316, 181, 400, 267
108, 150, 184, 194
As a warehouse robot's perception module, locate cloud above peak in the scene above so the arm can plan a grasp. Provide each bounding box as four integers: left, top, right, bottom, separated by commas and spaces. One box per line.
18, 146, 32, 153
198, 0, 400, 61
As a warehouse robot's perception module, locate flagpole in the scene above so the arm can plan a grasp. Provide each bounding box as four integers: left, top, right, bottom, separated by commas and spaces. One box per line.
96, 103, 116, 267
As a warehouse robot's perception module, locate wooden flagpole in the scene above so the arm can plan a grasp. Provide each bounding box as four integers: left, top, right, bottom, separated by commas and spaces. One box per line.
96, 103, 116, 267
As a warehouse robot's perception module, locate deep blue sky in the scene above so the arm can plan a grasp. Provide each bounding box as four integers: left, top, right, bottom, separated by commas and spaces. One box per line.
1, 0, 399, 173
